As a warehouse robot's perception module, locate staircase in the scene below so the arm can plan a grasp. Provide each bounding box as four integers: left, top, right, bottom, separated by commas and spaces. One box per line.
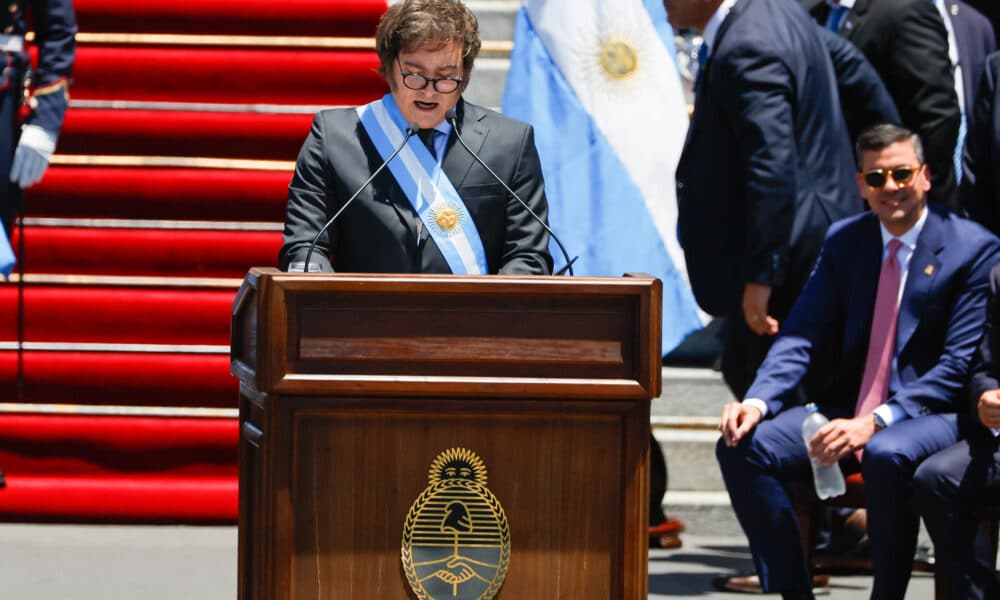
0, 0, 388, 522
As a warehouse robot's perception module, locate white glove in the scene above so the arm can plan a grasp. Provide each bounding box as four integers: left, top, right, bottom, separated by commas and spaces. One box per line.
10, 124, 57, 189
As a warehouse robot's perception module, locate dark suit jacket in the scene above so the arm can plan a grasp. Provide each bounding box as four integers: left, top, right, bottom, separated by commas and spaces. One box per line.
747, 207, 1000, 419
948, 0, 996, 130
963, 51, 1000, 232
805, 0, 962, 209
819, 26, 901, 144
677, 0, 861, 318
964, 0, 1000, 48
969, 263, 1000, 411
279, 99, 553, 275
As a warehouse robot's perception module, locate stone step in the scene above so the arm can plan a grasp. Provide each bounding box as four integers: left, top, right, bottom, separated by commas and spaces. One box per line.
655, 366, 736, 418
654, 427, 724, 492
468, 0, 519, 42
662, 490, 742, 538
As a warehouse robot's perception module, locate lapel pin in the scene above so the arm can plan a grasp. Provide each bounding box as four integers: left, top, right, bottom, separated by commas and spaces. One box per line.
924, 264, 935, 276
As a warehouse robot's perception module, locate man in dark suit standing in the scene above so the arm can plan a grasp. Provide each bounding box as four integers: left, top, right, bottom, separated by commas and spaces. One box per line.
914, 263, 1000, 600
803, 0, 962, 210
716, 123, 1000, 600
946, 0, 995, 133
668, 0, 861, 400
279, 0, 551, 276
963, 52, 1000, 231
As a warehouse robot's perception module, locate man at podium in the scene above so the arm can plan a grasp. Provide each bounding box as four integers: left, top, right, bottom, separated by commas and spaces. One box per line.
279, 0, 553, 276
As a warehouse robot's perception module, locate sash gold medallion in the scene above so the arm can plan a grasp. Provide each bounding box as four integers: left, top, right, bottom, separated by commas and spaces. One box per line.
401, 448, 510, 600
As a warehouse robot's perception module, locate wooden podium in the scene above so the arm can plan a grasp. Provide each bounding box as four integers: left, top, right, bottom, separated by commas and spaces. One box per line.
231, 268, 661, 599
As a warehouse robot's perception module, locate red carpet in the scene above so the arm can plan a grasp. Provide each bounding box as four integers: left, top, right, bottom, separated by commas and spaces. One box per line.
0, 352, 236, 407
0, 415, 237, 521
0, 287, 233, 344
74, 0, 387, 37
0, 475, 237, 522
26, 167, 290, 222
64, 47, 387, 105
12, 227, 281, 278
3, 0, 393, 523
59, 109, 314, 160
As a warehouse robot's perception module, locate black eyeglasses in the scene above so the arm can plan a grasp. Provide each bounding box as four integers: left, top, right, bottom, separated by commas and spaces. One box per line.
396, 57, 463, 94
861, 165, 922, 188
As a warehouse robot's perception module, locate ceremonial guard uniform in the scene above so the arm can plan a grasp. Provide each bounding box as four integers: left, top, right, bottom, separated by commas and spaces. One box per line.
0, 0, 76, 230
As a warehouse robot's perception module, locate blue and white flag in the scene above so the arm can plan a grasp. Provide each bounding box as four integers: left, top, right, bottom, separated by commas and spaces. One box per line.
0, 227, 13, 278
502, 0, 705, 354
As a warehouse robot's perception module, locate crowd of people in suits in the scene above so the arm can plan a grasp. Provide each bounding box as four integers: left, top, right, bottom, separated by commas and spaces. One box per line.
665, 0, 1000, 598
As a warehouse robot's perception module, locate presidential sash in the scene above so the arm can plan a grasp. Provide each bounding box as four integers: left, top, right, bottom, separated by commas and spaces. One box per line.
357, 94, 489, 275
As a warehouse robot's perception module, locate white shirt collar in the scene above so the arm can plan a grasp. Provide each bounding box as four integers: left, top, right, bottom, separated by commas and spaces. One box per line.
703, 0, 739, 52
826, 0, 857, 10
879, 205, 928, 251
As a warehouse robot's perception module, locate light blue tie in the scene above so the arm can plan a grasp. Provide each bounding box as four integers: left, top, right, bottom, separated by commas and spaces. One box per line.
826, 4, 848, 31
954, 112, 966, 183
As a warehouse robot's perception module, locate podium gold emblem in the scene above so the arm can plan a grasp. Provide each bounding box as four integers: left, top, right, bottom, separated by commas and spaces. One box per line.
401, 448, 510, 600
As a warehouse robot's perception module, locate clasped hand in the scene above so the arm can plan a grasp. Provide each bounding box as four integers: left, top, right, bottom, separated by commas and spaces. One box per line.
978, 389, 1000, 430
807, 416, 877, 465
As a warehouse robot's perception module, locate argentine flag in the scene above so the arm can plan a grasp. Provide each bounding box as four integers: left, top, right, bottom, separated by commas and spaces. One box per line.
502, 0, 705, 355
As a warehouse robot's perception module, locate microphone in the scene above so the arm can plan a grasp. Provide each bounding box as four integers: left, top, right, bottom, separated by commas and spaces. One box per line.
301, 121, 421, 273
445, 110, 576, 276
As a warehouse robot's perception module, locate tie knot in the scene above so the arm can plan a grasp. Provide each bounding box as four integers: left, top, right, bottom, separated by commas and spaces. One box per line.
418, 129, 438, 159
887, 238, 903, 255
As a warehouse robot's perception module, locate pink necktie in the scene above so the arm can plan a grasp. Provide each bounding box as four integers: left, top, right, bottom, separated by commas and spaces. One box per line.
854, 239, 902, 458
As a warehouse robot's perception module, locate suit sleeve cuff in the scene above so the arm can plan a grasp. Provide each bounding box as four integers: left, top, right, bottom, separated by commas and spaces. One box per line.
873, 402, 907, 428
743, 398, 768, 417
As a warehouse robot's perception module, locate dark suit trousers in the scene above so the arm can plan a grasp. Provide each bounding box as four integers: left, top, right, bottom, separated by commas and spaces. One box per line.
650, 433, 668, 526
717, 405, 961, 598
913, 427, 1000, 600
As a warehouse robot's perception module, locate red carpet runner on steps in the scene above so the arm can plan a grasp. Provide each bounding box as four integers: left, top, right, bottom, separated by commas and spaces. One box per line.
0, 0, 390, 522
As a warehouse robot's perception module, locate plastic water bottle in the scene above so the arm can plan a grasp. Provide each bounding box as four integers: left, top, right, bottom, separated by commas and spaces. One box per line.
801, 403, 846, 499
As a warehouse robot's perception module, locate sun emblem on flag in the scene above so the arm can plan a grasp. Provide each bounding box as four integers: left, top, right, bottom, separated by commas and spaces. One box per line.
428, 201, 465, 237
600, 40, 638, 79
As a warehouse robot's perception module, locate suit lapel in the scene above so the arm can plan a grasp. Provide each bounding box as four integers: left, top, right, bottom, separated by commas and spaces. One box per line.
853, 217, 883, 346
685, 0, 747, 147
442, 100, 485, 189
896, 210, 944, 354
707, 0, 748, 67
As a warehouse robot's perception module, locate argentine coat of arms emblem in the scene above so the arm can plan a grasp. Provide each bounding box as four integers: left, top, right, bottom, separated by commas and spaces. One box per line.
401, 448, 511, 600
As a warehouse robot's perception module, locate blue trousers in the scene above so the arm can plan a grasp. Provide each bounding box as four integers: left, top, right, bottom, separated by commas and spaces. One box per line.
717, 404, 961, 599
913, 424, 1000, 600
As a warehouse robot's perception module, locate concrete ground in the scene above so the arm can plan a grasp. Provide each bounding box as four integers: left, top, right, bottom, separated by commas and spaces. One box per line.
0, 525, 936, 599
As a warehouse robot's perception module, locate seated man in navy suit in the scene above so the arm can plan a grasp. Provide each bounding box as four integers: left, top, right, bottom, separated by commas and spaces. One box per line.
913, 262, 1000, 600
715, 123, 1000, 600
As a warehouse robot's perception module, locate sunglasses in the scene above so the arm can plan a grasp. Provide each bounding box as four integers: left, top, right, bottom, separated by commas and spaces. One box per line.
861, 165, 922, 188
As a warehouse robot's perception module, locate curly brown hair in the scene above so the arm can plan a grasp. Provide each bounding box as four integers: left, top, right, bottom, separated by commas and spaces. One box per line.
375, 0, 481, 79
